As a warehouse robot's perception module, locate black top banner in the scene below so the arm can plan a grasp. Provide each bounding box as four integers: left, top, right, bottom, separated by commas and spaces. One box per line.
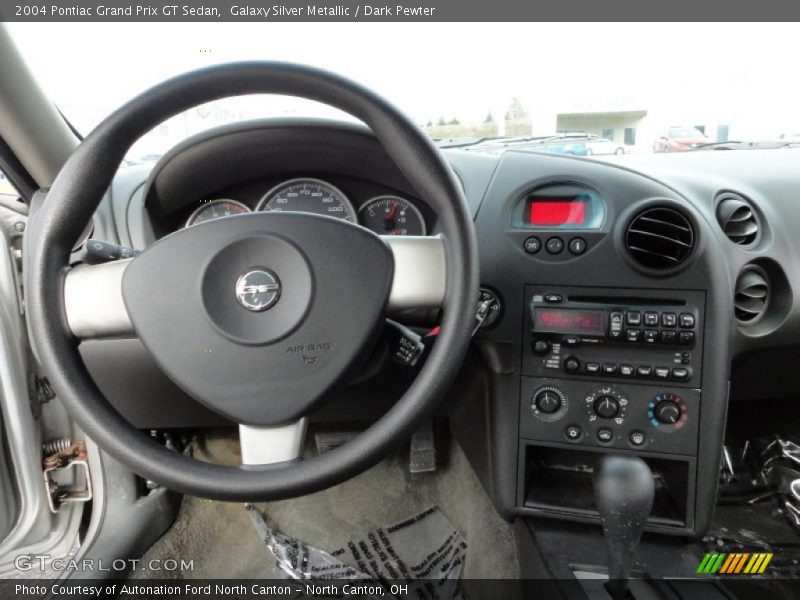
1, 0, 799, 22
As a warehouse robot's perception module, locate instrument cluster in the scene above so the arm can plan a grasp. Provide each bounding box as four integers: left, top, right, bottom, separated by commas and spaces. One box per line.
184, 177, 428, 236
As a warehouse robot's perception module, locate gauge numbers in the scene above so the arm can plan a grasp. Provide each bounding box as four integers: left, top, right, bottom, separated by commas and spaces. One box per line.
358, 196, 426, 236
257, 178, 357, 223
185, 199, 250, 227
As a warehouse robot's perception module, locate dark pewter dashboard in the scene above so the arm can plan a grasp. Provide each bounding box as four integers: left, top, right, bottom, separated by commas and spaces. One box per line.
81, 120, 800, 537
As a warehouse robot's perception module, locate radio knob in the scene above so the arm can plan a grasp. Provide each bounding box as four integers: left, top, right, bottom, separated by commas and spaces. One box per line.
535, 389, 563, 414
654, 400, 681, 425
564, 356, 581, 372
594, 395, 620, 419
532, 339, 550, 355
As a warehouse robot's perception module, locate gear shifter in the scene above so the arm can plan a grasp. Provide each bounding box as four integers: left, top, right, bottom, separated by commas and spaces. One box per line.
593, 455, 655, 600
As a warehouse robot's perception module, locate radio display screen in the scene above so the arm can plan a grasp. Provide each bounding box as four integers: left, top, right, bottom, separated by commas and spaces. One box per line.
533, 308, 605, 334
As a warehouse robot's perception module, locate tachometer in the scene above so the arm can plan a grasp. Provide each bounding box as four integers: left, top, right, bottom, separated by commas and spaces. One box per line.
185, 199, 250, 227
358, 196, 426, 236
256, 178, 356, 222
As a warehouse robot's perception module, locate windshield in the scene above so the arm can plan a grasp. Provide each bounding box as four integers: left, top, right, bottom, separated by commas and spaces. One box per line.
7, 22, 800, 161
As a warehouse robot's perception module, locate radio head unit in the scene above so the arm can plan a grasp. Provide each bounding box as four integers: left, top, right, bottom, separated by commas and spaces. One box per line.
526, 287, 704, 387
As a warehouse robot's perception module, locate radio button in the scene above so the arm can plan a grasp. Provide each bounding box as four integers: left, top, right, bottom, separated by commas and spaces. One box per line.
626, 328, 641, 342
619, 365, 635, 377
544, 294, 563, 303
608, 312, 624, 340
602, 363, 618, 375
679, 313, 695, 328
661, 312, 677, 327
636, 365, 653, 378
678, 331, 696, 346
585, 362, 601, 374
643, 312, 659, 326
564, 357, 581, 372
563, 336, 580, 347
625, 311, 642, 326
643, 330, 659, 344
660, 330, 677, 345
546, 237, 564, 254
654, 367, 671, 379
672, 367, 690, 381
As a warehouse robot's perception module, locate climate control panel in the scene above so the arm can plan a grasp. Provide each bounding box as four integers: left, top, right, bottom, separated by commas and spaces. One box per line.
521, 377, 699, 456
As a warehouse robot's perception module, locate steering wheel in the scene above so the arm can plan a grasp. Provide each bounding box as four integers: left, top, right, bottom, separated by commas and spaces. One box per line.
25, 62, 479, 501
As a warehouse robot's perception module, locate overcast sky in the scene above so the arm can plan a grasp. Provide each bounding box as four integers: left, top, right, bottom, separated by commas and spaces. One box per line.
7, 22, 800, 136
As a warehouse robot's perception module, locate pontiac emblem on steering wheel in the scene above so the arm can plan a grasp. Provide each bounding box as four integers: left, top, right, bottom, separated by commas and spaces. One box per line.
235, 268, 281, 312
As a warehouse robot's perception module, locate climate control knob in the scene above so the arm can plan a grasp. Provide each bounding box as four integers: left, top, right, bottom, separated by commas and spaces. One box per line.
653, 400, 681, 424
585, 386, 629, 425
535, 389, 562, 413
594, 395, 620, 419
647, 393, 688, 430
531, 386, 568, 421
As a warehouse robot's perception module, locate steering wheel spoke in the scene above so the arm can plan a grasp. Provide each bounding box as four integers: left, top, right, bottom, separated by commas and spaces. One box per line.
239, 419, 307, 465
63, 258, 134, 339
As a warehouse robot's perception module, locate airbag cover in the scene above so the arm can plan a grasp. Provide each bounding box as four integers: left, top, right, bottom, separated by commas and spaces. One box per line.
122, 212, 393, 425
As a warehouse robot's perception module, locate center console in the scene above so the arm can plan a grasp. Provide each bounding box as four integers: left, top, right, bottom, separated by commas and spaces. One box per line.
517, 286, 705, 531
446, 149, 731, 540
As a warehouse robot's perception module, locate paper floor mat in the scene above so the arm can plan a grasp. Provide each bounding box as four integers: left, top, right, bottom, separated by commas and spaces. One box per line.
246, 504, 467, 599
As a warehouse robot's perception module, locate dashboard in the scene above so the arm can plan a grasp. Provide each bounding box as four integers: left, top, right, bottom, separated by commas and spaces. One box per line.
78, 118, 800, 540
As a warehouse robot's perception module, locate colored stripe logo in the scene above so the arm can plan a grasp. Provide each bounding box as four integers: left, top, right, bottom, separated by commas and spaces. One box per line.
697, 552, 773, 574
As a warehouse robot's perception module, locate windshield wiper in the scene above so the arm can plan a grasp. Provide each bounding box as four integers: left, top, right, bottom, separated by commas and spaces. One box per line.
436, 133, 592, 150
691, 140, 800, 151
435, 136, 501, 149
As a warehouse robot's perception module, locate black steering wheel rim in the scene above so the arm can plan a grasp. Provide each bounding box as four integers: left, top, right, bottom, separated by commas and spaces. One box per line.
25, 62, 479, 501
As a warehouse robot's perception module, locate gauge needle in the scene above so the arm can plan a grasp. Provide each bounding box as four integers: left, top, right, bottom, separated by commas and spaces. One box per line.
385, 202, 398, 231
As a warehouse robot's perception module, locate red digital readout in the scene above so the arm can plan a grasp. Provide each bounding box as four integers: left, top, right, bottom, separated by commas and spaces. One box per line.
535, 309, 603, 333
529, 200, 586, 226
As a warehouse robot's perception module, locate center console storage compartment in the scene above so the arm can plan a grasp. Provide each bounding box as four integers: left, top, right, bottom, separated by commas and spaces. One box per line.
519, 442, 695, 531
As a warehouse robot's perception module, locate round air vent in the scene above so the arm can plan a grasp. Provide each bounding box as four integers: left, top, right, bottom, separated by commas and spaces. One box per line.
735, 266, 770, 323
716, 193, 759, 245
625, 207, 694, 270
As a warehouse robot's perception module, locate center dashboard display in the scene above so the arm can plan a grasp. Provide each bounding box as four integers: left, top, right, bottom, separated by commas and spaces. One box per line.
529, 199, 587, 226
511, 183, 606, 230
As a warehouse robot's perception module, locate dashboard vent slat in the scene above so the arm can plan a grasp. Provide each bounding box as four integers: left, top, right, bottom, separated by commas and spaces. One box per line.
624, 207, 695, 270
735, 267, 770, 323
716, 193, 759, 245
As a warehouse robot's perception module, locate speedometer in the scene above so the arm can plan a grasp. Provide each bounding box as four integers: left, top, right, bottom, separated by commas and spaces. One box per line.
256, 178, 356, 223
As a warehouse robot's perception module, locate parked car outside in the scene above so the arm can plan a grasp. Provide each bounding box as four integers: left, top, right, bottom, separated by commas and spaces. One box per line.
653, 126, 709, 152
585, 138, 630, 155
